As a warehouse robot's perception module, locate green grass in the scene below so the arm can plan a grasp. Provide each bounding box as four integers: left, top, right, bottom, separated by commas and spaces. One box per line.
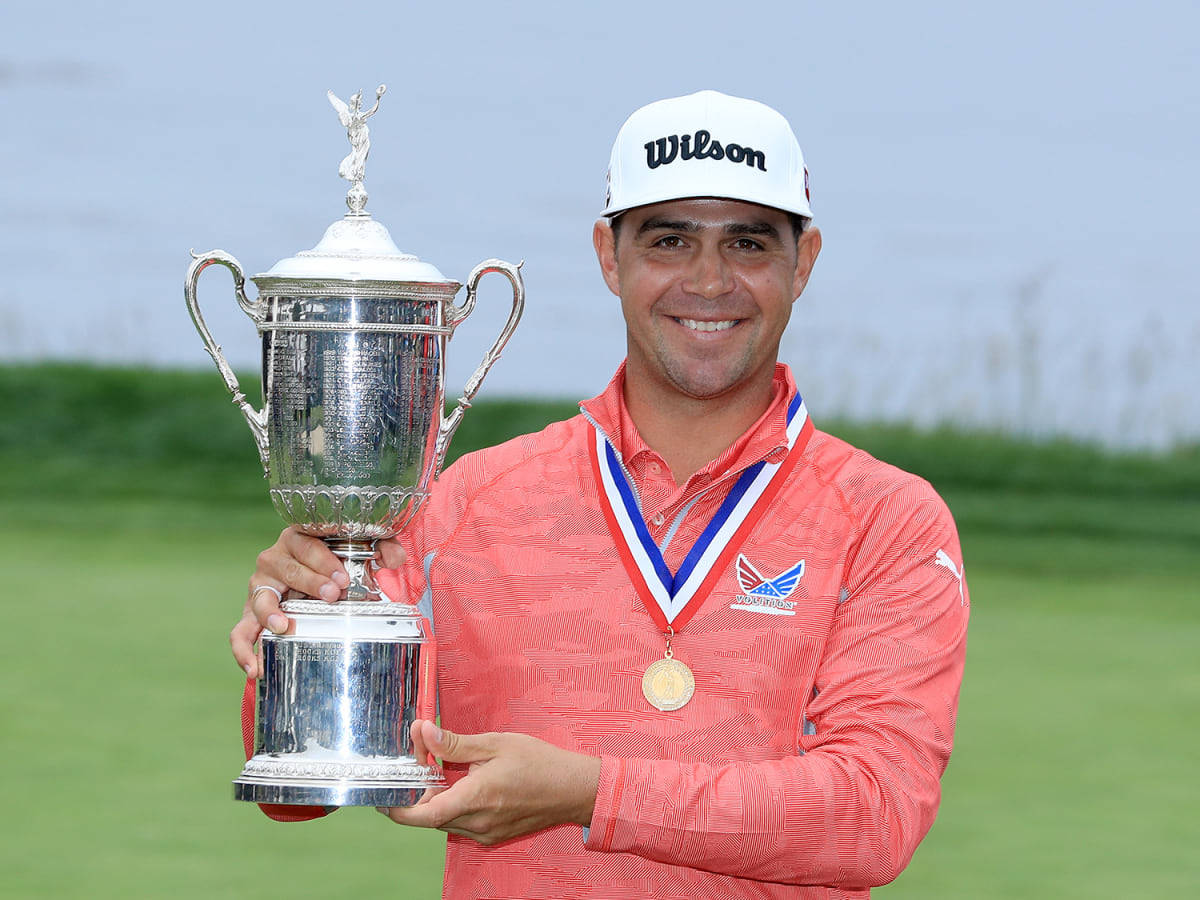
1, 364, 1197, 898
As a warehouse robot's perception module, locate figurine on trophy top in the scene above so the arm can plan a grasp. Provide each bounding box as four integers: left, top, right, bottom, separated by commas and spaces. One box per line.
328, 84, 387, 215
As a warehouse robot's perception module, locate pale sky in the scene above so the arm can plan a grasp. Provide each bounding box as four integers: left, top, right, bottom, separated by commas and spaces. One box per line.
1, 0, 1196, 446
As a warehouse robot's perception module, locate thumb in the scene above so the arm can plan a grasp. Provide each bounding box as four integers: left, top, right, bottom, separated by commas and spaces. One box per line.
375, 536, 408, 570
423, 723, 493, 765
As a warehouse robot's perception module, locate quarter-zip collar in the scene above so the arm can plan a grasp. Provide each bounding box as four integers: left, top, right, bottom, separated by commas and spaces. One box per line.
579, 362, 798, 495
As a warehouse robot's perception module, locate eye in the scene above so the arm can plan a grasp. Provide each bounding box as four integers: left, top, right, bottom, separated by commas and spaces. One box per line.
653, 234, 685, 249
731, 237, 764, 251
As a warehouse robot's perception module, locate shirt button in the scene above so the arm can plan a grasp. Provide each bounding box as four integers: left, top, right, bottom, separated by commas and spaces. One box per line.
650, 462, 661, 475
652, 513, 665, 527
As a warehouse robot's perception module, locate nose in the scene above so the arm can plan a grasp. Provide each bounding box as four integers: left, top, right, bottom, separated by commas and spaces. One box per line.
683, 247, 734, 299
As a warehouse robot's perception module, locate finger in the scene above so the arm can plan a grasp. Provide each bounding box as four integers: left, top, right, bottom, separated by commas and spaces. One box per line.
383, 781, 475, 830
374, 537, 408, 570
255, 545, 335, 603
230, 610, 263, 677
375, 784, 445, 822
255, 532, 344, 604
281, 527, 351, 590
414, 785, 447, 806
248, 580, 290, 633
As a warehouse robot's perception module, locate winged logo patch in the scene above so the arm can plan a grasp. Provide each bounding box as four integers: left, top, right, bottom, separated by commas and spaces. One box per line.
730, 554, 805, 615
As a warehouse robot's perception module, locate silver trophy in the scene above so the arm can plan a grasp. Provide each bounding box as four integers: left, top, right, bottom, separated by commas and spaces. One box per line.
185, 86, 524, 807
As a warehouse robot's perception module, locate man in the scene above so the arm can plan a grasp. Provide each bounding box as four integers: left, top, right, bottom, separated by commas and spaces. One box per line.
232, 90, 969, 898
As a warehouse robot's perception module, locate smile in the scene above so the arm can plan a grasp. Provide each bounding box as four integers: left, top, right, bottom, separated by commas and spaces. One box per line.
675, 317, 739, 332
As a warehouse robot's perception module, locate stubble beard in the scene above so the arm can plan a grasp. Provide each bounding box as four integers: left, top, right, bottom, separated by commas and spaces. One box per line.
648, 323, 765, 402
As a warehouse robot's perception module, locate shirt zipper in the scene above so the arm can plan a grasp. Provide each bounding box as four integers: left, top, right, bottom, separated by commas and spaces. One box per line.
580, 407, 644, 509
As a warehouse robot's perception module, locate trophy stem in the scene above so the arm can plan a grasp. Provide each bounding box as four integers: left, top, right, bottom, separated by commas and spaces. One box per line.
325, 538, 379, 600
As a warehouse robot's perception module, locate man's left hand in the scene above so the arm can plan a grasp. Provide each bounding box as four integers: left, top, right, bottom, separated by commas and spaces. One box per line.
379, 720, 601, 845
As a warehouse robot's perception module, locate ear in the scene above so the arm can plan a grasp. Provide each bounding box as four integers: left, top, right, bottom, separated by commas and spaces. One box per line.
593, 219, 622, 297
790, 226, 822, 301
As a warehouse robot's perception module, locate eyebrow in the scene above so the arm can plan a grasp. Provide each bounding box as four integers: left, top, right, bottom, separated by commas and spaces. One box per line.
636, 217, 782, 241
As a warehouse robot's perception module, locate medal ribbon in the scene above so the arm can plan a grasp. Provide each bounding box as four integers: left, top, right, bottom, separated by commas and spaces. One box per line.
590, 393, 813, 632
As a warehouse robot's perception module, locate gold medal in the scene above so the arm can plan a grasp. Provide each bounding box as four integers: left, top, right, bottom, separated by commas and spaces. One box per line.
642, 656, 695, 711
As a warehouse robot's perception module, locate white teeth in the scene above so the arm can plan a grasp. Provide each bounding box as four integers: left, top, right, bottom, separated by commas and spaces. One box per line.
677, 318, 737, 332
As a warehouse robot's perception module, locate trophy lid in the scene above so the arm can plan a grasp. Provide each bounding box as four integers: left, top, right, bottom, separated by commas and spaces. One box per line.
255, 215, 455, 285
252, 84, 458, 291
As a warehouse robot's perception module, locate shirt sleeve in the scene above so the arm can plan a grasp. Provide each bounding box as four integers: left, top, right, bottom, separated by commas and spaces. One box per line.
584, 481, 969, 888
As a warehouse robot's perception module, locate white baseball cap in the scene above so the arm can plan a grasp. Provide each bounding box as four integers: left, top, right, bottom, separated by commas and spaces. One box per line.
602, 90, 812, 219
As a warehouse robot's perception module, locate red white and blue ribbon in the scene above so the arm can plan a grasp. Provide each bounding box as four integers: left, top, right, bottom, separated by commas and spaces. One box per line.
589, 393, 812, 631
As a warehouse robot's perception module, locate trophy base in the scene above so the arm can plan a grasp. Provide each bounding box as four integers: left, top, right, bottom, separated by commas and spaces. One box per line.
237, 600, 442, 809
233, 778, 429, 808
233, 754, 443, 807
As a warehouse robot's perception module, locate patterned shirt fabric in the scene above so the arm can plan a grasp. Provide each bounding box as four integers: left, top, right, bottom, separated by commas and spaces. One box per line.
381, 363, 969, 899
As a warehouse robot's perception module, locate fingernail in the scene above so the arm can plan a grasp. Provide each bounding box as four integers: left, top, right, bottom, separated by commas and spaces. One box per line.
243, 663, 254, 676
332, 571, 350, 588
267, 614, 288, 634
434, 727, 443, 743
376, 807, 390, 816
319, 583, 340, 602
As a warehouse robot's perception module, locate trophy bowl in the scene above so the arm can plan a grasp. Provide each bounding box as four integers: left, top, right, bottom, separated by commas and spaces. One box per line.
185, 86, 524, 808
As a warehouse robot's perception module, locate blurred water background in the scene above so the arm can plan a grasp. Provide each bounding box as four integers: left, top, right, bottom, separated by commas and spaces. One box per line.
1, 0, 1196, 448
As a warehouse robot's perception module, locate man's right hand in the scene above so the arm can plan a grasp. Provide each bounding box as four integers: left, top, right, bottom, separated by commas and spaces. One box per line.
229, 526, 406, 677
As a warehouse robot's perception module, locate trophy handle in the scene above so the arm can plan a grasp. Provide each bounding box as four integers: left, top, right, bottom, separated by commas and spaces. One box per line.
185, 250, 271, 474
435, 259, 526, 469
